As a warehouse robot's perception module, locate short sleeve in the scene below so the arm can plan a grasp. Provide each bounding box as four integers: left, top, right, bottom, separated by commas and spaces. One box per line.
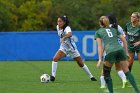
64, 26, 72, 34
123, 22, 131, 33
94, 31, 101, 40
118, 25, 125, 35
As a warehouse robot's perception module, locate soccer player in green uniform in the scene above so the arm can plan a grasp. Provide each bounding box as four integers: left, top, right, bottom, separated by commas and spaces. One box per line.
95, 16, 140, 93
98, 13, 128, 89
124, 12, 140, 72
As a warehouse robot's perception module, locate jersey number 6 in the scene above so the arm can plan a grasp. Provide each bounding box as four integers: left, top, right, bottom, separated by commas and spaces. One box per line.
106, 29, 113, 37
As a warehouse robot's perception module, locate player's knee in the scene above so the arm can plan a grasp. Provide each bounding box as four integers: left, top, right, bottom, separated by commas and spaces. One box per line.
103, 65, 112, 83
115, 64, 121, 71
128, 57, 134, 63
53, 56, 59, 62
115, 67, 121, 71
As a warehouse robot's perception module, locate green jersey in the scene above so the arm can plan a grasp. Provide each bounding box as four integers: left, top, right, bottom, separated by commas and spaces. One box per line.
95, 27, 123, 55
124, 22, 140, 48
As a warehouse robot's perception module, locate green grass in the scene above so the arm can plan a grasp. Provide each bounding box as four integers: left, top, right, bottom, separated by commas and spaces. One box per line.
0, 61, 139, 93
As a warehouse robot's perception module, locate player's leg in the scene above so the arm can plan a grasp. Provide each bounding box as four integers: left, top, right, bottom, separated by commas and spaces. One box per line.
73, 56, 84, 67
138, 53, 140, 63
128, 52, 135, 72
100, 70, 106, 88
69, 49, 97, 81
117, 50, 140, 92
120, 60, 140, 92
115, 63, 128, 88
100, 52, 106, 88
51, 50, 66, 81
103, 61, 113, 93
74, 56, 97, 81
136, 46, 140, 63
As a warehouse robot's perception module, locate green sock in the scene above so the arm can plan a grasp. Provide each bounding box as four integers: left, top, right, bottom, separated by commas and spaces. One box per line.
125, 71, 139, 92
105, 78, 113, 93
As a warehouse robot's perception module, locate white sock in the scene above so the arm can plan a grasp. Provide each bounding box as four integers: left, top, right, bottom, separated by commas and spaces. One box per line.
82, 64, 93, 78
52, 61, 58, 77
117, 70, 127, 81
100, 76, 106, 86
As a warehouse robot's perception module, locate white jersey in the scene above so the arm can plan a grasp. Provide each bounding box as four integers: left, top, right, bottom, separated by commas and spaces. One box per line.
117, 25, 126, 46
56, 25, 80, 58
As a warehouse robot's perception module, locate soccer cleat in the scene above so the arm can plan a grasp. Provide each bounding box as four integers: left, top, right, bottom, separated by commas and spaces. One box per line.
50, 76, 55, 81
91, 77, 97, 81
100, 85, 106, 88
122, 80, 128, 88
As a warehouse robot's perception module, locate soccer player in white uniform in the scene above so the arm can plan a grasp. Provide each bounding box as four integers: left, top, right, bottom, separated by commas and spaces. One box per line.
97, 14, 128, 88
50, 15, 97, 81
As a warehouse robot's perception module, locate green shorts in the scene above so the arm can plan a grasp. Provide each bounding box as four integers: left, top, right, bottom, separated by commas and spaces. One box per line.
105, 50, 127, 64
128, 46, 140, 53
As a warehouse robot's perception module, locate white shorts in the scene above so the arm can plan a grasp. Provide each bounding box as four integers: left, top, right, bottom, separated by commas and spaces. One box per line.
59, 48, 80, 58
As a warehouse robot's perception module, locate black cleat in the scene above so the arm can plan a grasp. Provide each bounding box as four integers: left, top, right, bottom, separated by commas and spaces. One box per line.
50, 76, 55, 81
91, 77, 97, 81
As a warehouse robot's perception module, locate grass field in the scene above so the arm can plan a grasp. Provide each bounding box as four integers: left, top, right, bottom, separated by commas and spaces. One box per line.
0, 61, 139, 93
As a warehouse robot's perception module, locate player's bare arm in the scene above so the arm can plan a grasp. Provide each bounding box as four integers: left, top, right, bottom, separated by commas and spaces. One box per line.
60, 32, 72, 44
96, 38, 103, 68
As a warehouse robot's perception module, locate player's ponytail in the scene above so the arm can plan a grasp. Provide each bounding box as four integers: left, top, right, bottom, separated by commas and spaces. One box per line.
99, 16, 110, 28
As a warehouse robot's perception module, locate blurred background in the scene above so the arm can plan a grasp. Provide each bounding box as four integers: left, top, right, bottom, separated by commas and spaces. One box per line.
0, 1, 139, 93
0, 0, 140, 31
0, 0, 139, 61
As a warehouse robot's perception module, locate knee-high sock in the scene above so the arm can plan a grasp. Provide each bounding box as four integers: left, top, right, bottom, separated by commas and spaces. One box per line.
105, 77, 113, 93
82, 64, 93, 78
52, 61, 58, 77
103, 65, 113, 93
117, 70, 127, 81
125, 71, 139, 92
100, 75, 106, 86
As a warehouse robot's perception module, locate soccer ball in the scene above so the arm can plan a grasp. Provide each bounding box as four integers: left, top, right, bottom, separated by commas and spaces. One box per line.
40, 74, 50, 83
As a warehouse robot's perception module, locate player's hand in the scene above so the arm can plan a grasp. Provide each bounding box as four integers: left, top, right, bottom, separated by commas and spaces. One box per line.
133, 41, 140, 46
97, 60, 102, 68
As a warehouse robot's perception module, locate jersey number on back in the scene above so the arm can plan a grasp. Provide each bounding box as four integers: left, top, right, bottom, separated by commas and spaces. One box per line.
106, 29, 113, 37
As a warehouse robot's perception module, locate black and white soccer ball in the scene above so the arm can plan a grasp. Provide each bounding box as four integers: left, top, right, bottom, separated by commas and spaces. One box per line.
40, 74, 50, 83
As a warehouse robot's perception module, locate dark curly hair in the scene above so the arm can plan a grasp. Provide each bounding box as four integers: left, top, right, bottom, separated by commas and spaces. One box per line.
107, 13, 118, 29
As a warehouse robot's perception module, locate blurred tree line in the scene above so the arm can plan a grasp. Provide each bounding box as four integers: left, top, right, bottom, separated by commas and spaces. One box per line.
0, 0, 139, 32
